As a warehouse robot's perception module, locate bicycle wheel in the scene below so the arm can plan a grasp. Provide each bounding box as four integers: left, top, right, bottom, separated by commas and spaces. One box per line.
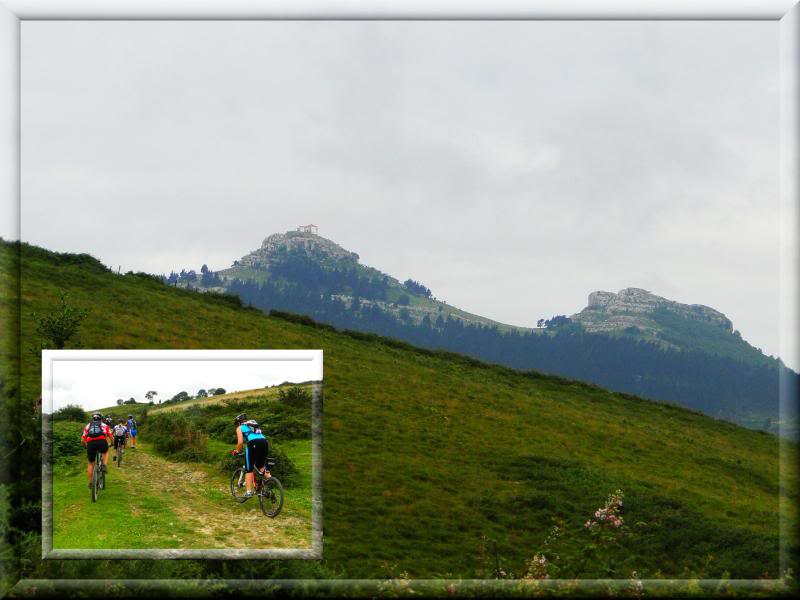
230, 467, 248, 503
259, 476, 284, 518
100, 461, 106, 490
116, 444, 123, 467
91, 465, 98, 502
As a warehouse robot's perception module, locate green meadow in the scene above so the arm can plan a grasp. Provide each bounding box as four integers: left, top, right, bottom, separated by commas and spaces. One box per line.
50, 418, 313, 550
1, 240, 797, 585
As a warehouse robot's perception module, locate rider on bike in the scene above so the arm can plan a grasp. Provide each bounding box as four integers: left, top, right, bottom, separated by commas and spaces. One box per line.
81, 413, 112, 487
232, 413, 270, 498
112, 418, 127, 461
127, 414, 138, 448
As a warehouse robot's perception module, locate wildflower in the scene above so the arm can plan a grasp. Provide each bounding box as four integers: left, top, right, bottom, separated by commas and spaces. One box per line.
585, 489, 625, 532
524, 554, 550, 580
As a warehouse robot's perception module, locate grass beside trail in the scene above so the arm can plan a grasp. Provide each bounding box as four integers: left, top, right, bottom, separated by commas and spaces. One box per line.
52, 436, 312, 550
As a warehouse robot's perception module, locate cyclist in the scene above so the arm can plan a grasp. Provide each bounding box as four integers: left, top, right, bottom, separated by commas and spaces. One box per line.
232, 413, 269, 498
81, 413, 112, 487
127, 414, 138, 448
112, 418, 127, 461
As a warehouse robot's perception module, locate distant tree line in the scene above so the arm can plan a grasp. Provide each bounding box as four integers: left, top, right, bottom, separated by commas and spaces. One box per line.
159, 387, 226, 406
404, 279, 432, 298
167, 267, 224, 288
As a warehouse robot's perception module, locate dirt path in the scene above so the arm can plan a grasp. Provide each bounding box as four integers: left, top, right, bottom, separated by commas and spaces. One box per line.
122, 441, 312, 549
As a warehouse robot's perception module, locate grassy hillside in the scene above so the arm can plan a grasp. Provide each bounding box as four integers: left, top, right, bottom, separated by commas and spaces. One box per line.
2, 240, 798, 583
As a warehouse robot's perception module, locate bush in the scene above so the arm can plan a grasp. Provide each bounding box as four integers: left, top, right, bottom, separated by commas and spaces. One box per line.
206, 409, 310, 444
278, 385, 312, 408
220, 395, 311, 439
264, 412, 311, 439
52, 404, 86, 422
147, 411, 209, 462
50, 420, 84, 463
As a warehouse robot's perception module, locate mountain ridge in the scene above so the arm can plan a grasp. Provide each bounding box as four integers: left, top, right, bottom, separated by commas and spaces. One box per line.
165, 229, 794, 432
208, 229, 771, 365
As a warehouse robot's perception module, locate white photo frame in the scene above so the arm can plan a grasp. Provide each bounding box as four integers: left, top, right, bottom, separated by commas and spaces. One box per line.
40, 349, 323, 560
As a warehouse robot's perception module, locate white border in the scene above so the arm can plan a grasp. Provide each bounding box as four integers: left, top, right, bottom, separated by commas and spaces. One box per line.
1, 0, 797, 594
0, 0, 797, 20
40, 349, 323, 560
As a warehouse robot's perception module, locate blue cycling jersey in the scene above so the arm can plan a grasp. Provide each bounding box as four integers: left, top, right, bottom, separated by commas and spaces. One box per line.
240, 423, 266, 442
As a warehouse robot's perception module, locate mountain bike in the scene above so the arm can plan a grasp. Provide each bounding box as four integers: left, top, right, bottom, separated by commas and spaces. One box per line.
91, 452, 106, 502
230, 457, 284, 517
114, 437, 124, 467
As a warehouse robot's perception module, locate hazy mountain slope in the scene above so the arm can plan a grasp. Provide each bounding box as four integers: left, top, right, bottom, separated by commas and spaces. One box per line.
2, 240, 796, 580
175, 230, 794, 432
212, 230, 526, 332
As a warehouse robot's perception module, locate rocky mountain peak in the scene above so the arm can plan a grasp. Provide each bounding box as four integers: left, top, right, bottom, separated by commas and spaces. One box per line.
575, 287, 733, 335
234, 230, 360, 270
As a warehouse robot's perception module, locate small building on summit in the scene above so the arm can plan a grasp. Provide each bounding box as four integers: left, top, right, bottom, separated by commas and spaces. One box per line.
297, 224, 319, 235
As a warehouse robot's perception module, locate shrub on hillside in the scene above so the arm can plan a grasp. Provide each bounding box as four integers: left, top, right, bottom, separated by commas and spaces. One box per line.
50, 420, 84, 463
205, 410, 309, 444
208, 399, 310, 441
264, 412, 311, 439
52, 404, 86, 422
147, 411, 209, 462
278, 385, 312, 408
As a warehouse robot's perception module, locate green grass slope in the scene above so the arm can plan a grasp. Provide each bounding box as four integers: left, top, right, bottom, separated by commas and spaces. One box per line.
2, 240, 797, 580
50, 422, 313, 550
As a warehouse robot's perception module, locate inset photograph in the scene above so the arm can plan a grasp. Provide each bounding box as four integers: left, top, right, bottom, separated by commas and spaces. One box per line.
41, 349, 322, 558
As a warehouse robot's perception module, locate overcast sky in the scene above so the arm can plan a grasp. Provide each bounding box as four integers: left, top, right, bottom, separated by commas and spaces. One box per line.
50, 358, 318, 412
19, 21, 789, 367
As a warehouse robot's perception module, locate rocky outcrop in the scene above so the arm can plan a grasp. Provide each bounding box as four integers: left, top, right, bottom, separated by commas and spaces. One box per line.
235, 231, 359, 269
574, 287, 733, 334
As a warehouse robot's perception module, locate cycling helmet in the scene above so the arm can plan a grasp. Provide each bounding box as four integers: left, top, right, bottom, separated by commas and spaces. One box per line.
128, 414, 133, 418
92, 413, 102, 421
234, 413, 247, 425
118, 418, 124, 423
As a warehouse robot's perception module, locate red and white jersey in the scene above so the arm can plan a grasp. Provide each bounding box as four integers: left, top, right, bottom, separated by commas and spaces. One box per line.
82, 422, 112, 441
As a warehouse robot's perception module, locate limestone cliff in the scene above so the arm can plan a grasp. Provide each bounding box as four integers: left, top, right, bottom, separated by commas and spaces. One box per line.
572, 287, 733, 338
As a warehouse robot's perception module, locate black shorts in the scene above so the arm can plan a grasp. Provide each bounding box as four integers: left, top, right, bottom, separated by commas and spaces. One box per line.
86, 439, 108, 462
114, 435, 125, 449
244, 438, 268, 473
